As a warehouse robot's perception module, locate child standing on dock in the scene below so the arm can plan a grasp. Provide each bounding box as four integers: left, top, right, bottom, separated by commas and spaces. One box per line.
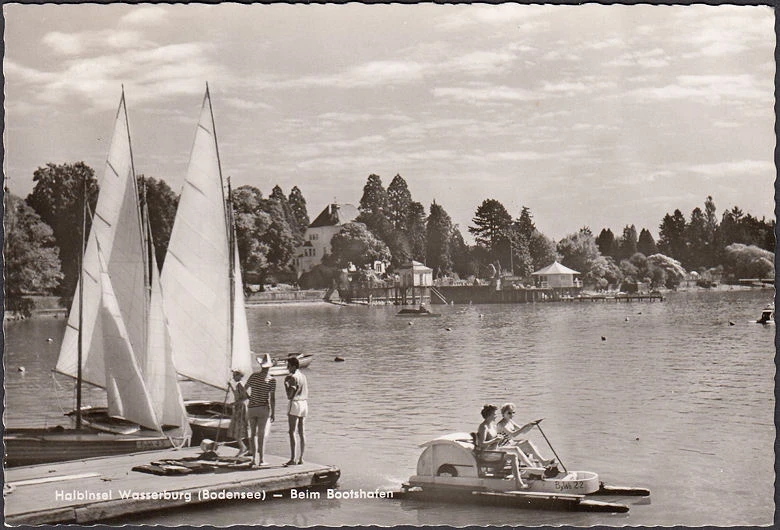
284, 356, 308, 466
227, 369, 250, 457
247, 354, 276, 467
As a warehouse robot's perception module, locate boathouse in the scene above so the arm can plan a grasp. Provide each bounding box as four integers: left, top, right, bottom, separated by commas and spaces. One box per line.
293, 203, 359, 278
531, 261, 582, 289
397, 260, 433, 305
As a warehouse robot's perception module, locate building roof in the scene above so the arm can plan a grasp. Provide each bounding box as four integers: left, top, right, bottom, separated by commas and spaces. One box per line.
309, 203, 359, 228
531, 261, 580, 275
398, 260, 433, 272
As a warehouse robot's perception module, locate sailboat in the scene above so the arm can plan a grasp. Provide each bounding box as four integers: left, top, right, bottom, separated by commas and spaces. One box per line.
160, 86, 253, 443
4, 92, 191, 468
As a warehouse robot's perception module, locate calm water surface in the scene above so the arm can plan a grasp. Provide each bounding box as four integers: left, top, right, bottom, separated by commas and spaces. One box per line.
4, 289, 775, 526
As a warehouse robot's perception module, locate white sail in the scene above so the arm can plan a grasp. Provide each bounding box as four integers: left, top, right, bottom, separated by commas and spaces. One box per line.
162, 88, 252, 389
232, 243, 253, 377
98, 248, 160, 431
57, 94, 147, 388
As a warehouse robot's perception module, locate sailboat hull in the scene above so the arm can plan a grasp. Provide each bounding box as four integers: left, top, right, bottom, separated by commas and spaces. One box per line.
4, 427, 173, 468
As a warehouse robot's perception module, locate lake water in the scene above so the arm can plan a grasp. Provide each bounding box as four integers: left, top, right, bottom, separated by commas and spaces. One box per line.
3, 289, 775, 526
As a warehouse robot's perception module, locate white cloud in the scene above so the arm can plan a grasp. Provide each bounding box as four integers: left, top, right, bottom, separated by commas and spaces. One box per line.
687, 160, 775, 178
120, 6, 168, 26
443, 50, 517, 76
42, 29, 147, 56
625, 74, 770, 104
432, 85, 537, 104
42, 32, 83, 55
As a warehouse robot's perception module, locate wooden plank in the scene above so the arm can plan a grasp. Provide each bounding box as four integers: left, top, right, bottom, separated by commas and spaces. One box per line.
9, 472, 102, 487
4, 447, 339, 524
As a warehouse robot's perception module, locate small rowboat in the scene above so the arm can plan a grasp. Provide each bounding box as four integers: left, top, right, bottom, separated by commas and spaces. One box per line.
396, 308, 440, 317
401, 429, 649, 513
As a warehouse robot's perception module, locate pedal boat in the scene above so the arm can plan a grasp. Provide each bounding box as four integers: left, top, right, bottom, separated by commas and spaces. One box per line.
401, 432, 649, 513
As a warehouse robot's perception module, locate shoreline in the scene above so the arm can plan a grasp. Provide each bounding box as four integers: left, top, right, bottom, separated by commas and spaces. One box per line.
7, 284, 772, 321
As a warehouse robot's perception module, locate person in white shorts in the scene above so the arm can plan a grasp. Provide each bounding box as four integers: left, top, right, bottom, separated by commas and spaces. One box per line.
283, 356, 308, 466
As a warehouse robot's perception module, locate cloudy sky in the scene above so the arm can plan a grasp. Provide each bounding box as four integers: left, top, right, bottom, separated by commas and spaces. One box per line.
3, 3, 775, 241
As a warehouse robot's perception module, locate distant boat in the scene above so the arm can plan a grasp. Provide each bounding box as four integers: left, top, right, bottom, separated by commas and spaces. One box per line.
4, 92, 191, 467
397, 306, 441, 317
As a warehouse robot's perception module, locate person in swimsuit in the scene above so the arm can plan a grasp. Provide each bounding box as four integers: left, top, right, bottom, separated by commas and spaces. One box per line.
476, 404, 528, 489
283, 356, 308, 466
496, 402, 555, 467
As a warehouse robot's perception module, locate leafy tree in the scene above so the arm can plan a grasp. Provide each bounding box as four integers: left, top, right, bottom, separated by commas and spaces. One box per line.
469, 199, 512, 265
556, 228, 604, 285
231, 185, 270, 284
406, 201, 427, 262
658, 209, 687, 262
359, 174, 389, 217
324, 222, 391, 268
259, 198, 298, 279
356, 174, 393, 245
26, 162, 99, 295
722, 243, 774, 280
647, 253, 686, 289
426, 201, 453, 276
387, 174, 412, 231
704, 195, 718, 249
449, 226, 472, 279
138, 175, 179, 269
686, 207, 709, 269
596, 228, 618, 258
637, 228, 657, 256
529, 231, 558, 272
618, 225, 638, 261
4, 193, 64, 315
287, 186, 310, 236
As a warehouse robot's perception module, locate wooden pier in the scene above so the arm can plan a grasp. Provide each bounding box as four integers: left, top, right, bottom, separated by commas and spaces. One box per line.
4, 447, 340, 524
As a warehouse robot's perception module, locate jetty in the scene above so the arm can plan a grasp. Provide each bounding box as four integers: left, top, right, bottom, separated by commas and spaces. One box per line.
4, 447, 340, 524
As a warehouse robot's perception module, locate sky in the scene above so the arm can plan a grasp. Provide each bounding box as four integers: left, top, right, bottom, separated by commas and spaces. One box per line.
3, 3, 775, 242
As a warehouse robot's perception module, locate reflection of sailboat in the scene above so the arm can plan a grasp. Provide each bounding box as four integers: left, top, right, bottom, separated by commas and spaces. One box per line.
160, 86, 253, 442
4, 92, 191, 467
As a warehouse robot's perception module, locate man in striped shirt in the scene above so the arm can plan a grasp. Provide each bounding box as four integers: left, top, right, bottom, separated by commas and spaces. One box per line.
246, 353, 276, 467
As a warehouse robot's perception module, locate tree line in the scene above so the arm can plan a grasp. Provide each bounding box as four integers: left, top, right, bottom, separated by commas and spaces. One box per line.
5, 162, 775, 314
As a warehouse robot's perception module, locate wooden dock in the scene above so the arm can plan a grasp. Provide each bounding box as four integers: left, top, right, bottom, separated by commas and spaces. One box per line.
4, 447, 340, 524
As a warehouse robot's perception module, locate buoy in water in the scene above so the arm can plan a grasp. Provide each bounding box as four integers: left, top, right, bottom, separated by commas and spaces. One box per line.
18, 366, 25, 373
445, 327, 452, 331
408, 321, 413, 326
601, 336, 606, 341
46, 338, 53, 342
479, 314, 484, 318
334, 356, 345, 362
266, 321, 272, 326
728, 321, 735, 326
625, 317, 630, 322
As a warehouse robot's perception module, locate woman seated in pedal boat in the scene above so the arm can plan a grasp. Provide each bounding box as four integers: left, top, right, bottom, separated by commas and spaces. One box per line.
476, 404, 528, 489
496, 402, 556, 468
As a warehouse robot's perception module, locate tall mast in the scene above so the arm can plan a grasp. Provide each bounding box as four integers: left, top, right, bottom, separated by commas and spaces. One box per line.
76, 172, 87, 428
205, 83, 234, 359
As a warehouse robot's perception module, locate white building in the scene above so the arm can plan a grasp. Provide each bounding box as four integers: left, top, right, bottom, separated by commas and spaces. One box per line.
397, 260, 434, 287
293, 203, 359, 278
531, 261, 582, 288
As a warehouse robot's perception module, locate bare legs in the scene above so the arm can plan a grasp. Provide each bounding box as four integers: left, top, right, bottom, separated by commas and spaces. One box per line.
287, 415, 305, 465
248, 407, 271, 466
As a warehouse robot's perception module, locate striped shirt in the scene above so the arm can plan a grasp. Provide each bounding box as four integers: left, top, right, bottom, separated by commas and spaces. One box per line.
247, 372, 276, 407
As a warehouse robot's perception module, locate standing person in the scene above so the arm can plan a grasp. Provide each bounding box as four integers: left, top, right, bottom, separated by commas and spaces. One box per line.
226, 369, 250, 457
283, 356, 308, 466
246, 354, 276, 467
